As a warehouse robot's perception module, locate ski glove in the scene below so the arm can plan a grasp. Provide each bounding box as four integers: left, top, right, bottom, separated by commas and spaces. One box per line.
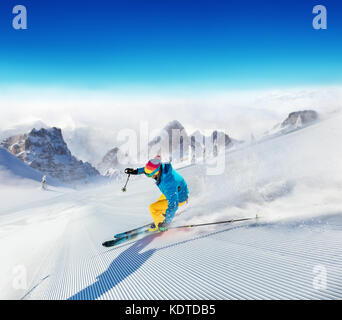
124, 168, 138, 175
158, 221, 169, 232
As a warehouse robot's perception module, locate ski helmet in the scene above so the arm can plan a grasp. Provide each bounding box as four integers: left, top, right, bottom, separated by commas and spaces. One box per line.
144, 155, 161, 177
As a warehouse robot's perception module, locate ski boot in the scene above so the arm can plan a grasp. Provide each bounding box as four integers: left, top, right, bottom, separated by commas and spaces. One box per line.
148, 223, 159, 232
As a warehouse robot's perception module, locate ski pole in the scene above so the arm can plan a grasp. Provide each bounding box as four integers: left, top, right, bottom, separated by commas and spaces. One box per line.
121, 174, 130, 192
169, 216, 259, 230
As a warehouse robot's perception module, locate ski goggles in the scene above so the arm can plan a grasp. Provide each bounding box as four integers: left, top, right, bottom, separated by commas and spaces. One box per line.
144, 167, 160, 178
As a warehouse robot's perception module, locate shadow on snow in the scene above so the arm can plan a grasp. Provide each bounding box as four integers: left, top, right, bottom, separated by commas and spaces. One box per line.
68, 232, 163, 300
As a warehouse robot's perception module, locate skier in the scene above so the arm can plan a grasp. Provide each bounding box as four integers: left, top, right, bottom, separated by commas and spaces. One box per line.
41, 175, 47, 190
124, 155, 189, 232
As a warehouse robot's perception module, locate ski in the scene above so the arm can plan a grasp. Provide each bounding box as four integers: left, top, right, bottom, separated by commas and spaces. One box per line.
114, 222, 153, 239
103, 228, 156, 247
103, 215, 259, 247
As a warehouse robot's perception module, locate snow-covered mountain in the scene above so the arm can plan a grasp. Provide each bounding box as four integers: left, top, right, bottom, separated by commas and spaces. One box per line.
0, 127, 100, 184
265, 110, 319, 137
149, 121, 239, 162
98, 120, 239, 173
148, 120, 190, 162
189, 129, 239, 161
97, 147, 131, 176
98, 120, 191, 173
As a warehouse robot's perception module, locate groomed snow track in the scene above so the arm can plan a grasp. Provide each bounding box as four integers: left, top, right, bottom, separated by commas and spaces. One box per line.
22, 212, 342, 300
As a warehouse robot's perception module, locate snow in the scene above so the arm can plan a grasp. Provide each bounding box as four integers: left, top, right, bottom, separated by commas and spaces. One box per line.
0, 147, 44, 183
0, 114, 342, 299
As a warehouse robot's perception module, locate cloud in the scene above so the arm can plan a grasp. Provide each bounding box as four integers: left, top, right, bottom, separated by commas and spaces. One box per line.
0, 85, 341, 144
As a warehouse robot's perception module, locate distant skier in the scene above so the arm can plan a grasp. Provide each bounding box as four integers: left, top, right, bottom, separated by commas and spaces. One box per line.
125, 155, 189, 232
41, 175, 47, 190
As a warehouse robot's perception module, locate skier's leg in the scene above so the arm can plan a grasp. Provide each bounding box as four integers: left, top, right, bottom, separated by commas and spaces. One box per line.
149, 196, 169, 231
149, 195, 188, 231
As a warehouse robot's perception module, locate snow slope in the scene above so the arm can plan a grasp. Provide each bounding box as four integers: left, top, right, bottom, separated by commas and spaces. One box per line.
0, 147, 67, 213
0, 147, 45, 183
0, 114, 342, 300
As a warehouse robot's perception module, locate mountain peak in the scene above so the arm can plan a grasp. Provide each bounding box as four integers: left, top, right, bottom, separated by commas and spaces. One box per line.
264, 109, 319, 138
1, 127, 99, 184
281, 110, 318, 128
164, 120, 185, 131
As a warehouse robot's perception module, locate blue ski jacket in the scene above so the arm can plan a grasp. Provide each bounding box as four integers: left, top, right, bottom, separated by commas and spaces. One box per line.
137, 163, 189, 224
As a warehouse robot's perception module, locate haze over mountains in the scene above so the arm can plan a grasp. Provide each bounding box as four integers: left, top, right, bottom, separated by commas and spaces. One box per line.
0, 110, 320, 185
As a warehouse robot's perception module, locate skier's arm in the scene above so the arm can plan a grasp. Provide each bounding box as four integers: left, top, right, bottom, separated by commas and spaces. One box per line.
137, 167, 145, 175
124, 167, 145, 175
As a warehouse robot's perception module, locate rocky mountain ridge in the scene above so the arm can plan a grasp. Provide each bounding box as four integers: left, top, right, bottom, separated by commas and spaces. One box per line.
1, 127, 100, 184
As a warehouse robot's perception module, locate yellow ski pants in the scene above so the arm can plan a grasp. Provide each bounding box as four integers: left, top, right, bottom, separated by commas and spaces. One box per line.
149, 194, 186, 226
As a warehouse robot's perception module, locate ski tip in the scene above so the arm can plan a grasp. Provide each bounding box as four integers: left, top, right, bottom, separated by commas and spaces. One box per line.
102, 240, 115, 247
102, 237, 128, 247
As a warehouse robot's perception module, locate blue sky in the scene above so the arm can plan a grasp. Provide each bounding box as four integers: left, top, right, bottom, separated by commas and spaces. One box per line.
0, 0, 341, 90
